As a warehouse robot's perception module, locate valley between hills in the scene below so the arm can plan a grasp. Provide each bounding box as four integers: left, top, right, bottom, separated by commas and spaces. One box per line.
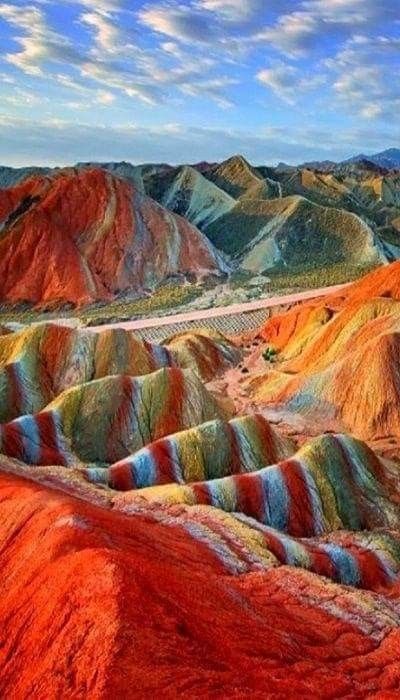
2, 150, 400, 697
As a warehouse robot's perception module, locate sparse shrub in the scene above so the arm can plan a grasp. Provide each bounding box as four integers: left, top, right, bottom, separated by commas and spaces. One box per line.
262, 346, 277, 362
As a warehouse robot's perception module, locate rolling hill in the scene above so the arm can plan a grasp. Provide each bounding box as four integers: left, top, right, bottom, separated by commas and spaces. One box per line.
0, 151, 399, 312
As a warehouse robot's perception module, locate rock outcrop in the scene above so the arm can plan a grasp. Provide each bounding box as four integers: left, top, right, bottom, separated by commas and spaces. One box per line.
0, 168, 229, 306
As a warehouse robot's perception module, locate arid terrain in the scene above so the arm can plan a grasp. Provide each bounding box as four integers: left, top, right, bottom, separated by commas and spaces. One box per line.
1, 255, 400, 696
1, 0, 399, 688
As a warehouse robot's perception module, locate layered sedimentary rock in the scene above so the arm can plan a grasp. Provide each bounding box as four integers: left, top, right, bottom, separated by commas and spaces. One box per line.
1, 256, 400, 695
0, 168, 228, 306
0, 323, 240, 421
86, 413, 295, 489
0, 323, 175, 421
204, 195, 385, 270
0, 368, 225, 466
202, 155, 266, 199
145, 164, 236, 228
257, 275, 400, 438
2, 470, 400, 698
132, 433, 400, 533
164, 328, 242, 381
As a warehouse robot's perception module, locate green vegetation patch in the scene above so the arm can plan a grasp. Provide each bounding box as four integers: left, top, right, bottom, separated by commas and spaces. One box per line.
266, 261, 379, 293
0, 284, 202, 326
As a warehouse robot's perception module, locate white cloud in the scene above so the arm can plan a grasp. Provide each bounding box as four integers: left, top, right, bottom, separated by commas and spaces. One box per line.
254, 0, 400, 57
179, 77, 237, 108
160, 41, 183, 58
327, 34, 400, 120
257, 62, 324, 103
63, 0, 127, 14
138, 4, 217, 43
80, 12, 120, 52
0, 3, 84, 75
96, 90, 116, 104
197, 0, 263, 22
302, 0, 399, 25
255, 12, 321, 57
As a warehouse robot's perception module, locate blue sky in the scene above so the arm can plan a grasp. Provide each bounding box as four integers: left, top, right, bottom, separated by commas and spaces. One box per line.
0, 0, 399, 166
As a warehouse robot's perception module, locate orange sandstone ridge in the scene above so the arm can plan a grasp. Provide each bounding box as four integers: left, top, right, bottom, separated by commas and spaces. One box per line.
255, 262, 400, 441
0, 168, 227, 306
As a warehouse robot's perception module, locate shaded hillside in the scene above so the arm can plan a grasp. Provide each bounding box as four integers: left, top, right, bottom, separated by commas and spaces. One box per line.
0, 168, 228, 306
145, 164, 236, 228
204, 195, 385, 271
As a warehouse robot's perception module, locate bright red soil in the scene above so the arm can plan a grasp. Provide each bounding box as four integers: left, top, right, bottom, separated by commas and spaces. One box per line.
1, 470, 400, 698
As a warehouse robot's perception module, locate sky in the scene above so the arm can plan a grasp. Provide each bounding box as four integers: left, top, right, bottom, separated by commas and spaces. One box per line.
0, 0, 399, 166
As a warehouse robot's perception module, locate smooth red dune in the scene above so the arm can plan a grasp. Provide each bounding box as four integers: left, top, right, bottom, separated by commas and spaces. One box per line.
0, 168, 226, 306
1, 471, 400, 698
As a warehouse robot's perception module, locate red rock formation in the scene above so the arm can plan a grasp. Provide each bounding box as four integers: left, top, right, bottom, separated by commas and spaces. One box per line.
0, 168, 227, 306
256, 263, 400, 439
1, 470, 400, 697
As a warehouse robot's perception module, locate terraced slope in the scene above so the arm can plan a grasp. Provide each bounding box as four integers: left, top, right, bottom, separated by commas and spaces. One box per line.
0, 168, 228, 306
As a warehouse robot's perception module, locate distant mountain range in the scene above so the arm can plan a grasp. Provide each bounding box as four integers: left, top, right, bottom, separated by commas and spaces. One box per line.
300, 148, 400, 172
